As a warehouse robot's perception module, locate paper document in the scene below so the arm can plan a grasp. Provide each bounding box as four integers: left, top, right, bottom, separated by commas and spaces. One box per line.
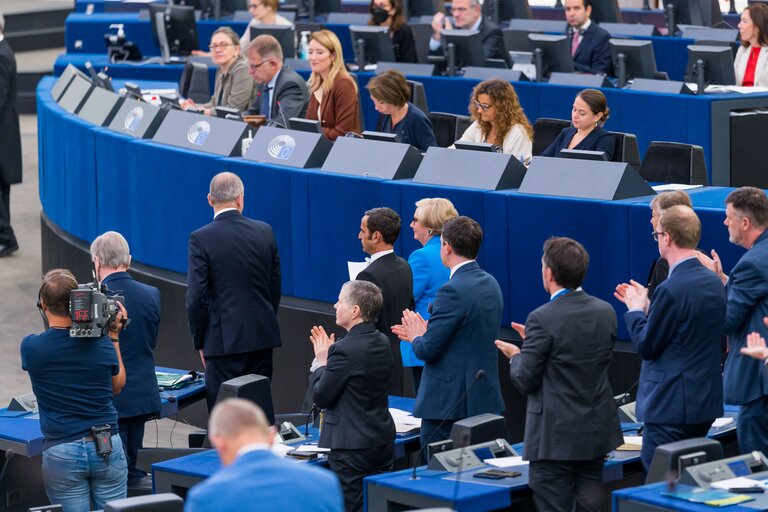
711, 477, 765, 490
711, 417, 735, 429
485, 456, 528, 468
293, 444, 331, 453
617, 436, 643, 451
652, 184, 703, 192
348, 261, 367, 280
390, 408, 421, 434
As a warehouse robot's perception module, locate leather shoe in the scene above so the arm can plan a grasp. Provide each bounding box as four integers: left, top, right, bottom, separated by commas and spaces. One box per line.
0, 243, 19, 257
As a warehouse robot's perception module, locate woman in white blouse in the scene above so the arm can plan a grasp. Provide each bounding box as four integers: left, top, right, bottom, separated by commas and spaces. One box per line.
734, 2, 768, 87
454, 79, 533, 165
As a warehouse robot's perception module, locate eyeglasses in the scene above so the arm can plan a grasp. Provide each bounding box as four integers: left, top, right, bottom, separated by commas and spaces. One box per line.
473, 100, 491, 112
652, 231, 667, 242
451, 6, 469, 12
209, 43, 234, 51
249, 59, 271, 71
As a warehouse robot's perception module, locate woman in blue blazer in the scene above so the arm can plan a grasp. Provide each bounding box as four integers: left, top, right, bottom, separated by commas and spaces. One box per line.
404, 197, 458, 391
541, 88, 615, 160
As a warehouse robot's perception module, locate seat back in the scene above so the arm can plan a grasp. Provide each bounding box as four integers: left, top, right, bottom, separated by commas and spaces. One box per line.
179, 61, 211, 104
609, 131, 641, 169
428, 112, 460, 147
407, 80, 429, 113
640, 141, 709, 185
410, 23, 433, 64
532, 117, 570, 156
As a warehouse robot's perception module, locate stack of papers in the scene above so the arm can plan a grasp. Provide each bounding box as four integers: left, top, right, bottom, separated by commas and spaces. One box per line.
390, 408, 421, 434
616, 436, 643, 451
485, 456, 528, 468
710, 477, 766, 491
711, 417, 735, 429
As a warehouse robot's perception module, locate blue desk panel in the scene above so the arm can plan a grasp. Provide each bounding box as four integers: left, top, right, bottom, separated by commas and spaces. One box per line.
613, 482, 761, 512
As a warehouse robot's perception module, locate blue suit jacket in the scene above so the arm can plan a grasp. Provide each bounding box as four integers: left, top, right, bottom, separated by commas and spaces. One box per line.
402, 237, 449, 367
624, 258, 726, 424
186, 210, 282, 356
570, 22, 612, 74
723, 229, 768, 405
412, 261, 504, 420
103, 271, 161, 418
184, 449, 344, 512
540, 126, 616, 160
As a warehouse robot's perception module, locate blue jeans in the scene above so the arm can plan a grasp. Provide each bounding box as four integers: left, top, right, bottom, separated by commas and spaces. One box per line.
42, 434, 128, 512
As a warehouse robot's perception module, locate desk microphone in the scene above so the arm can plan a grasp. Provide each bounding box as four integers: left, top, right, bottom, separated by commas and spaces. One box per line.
277, 101, 290, 130
0, 449, 15, 487
409, 369, 486, 480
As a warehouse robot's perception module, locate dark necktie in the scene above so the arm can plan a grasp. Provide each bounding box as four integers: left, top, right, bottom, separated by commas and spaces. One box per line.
261, 86, 272, 120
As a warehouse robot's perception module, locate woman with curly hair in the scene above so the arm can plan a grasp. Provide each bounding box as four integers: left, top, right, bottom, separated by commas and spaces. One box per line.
306, 30, 361, 140
454, 79, 533, 164
541, 88, 615, 160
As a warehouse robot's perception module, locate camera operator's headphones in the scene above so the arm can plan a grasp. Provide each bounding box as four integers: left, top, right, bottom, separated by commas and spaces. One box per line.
37, 270, 78, 327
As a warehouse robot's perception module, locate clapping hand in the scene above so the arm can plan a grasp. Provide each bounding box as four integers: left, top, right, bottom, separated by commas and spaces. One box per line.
309, 325, 335, 366
696, 249, 727, 285
614, 280, 650, 314
391, 309, 427, 343
740, 317, 768, 361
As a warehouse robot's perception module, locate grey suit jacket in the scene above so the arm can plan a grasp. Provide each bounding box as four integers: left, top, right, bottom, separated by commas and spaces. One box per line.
245, 66, 309, 121
509, 290, 622, 461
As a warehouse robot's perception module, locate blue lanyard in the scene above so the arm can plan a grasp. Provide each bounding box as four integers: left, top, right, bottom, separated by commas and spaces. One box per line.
550, 288, 572, 302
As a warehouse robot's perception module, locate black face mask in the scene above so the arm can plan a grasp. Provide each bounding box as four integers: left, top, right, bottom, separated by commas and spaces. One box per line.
371, 7, 390, 24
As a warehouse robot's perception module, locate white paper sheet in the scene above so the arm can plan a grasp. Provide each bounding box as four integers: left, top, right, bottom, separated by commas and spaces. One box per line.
348, 261, 367, 280
484, 456, 529, 467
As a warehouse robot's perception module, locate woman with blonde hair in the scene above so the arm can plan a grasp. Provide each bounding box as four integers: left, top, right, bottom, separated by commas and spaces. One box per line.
455, 79, 533, 164
305, 30, 361, 140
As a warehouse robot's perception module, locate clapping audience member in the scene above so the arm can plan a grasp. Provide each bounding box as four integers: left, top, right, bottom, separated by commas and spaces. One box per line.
306, 30, 361, 140
182, 28, 255, 115
366, 70, 436, 152
368, 0, 417, 62
429, 0, 505, 61
541, 88, 615, 160
735, 3, 768, 87
454, 79, 533, 163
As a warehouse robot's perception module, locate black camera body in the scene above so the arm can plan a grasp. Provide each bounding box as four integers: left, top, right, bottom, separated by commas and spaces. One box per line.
69, 283, 124, 338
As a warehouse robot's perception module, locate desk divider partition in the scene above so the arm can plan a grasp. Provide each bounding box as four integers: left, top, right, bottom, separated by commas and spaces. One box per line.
244, 125, 333, 168
413, 147, 527, 190
152, 109, 249, 157
321, 137, 423, 179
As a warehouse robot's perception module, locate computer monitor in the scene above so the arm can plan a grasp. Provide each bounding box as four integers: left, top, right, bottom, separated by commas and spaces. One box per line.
589, 0, 623, 23
684, 44, 736, 90
442, 30, 487, 76
149, 4, 199, 62
250, 25, 297, 59
482, 0, 532, 22
610, 39, 658, 88
560, 149, 608, 161
528, 34, 574, 81
349, 26, 395, 67
218, 0, 248, 17
362, 130, 401, 143
454, 141, 501, 152
406, 0, 438, 17
662, 0, 724, 33
289, 117, 323, 133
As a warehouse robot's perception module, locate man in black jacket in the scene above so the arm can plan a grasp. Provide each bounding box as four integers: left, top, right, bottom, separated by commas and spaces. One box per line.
310, 280, 395, 512
0, 12, 21, 257
186, 172, 282, 410
428, 0, 506, 61
564, 0, 612, 75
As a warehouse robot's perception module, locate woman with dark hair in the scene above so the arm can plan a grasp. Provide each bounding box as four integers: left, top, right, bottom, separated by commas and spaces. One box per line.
541, 88, 615, 160
454, 79, 533, 164
368, 0, 417, 63
735, 3, 768, 87
366, 70, 436, 151
239, 0, 293, 54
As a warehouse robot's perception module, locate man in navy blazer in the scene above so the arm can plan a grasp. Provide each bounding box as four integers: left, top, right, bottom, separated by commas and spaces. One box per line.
185, 399, 343, 512
187, 172, 281, 410
617, 206, 726, 471
91, 231, 162, 481
393, 216, 504, 449
564, 0, 612, 75
700, 187, 768, 454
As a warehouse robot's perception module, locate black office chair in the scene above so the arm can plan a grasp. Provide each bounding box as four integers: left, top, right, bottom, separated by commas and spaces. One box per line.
410, 23, 433, 64
608, 131, 641, 170
407, 80, 429, 113
532, 117, 570, 156
104, 493, 183, 511
178, 61, 210, 104
640, 141, 709, 185
428, 112, 471, 147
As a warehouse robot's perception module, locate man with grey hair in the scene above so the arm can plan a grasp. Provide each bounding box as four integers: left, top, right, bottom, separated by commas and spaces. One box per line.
91, 231, 161, 482
309, 280, 395, 512
184, 399, 343, 512
428, 0, 505, 61
0, 10, 22, 257
187, 172, 282, 410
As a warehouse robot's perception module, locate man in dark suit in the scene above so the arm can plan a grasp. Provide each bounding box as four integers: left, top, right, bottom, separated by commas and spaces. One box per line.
243, 34, 309, 122
428, 0, 506, 61
496, 237, 622, 512
91, 231, 161, 482
394, 216, 504, 449
356, 207, 414, 396
309, 280, 395, 512
187, 172, 281, 411
0, 12, 21, 257
699, 187, 768, 454
616, 206, 726, 472
564, 0, 612, 74
185, 399, 344, 512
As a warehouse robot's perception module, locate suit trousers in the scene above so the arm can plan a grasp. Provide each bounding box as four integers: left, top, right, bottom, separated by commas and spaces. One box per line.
641, 422, 712, 473
203, 348, 273, 411
118, 414, 153, 478
328, 444, 394, 512
738, 396, 768, 455
528, 457, 605, 512
0, 180, 16, 246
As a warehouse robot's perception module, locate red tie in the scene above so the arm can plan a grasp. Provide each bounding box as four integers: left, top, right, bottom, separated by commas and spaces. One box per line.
571, 30, 580, 56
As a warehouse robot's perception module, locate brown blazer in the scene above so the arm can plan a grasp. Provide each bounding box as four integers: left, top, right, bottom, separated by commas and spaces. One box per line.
307, 74, 361, 141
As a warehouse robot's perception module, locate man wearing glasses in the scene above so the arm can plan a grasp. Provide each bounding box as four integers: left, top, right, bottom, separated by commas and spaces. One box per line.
428, 0, 505, 61
615, 205, 726, 472
244, 35, 309, 122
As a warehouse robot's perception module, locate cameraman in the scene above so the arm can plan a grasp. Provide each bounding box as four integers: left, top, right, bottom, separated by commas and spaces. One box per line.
21, 269, 128, 511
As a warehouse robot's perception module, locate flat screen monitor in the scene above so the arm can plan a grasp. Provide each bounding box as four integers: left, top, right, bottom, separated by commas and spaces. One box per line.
289, 117, 322, 133
407, 0, 438, 17
482, 0, 532, 22
124, 82, 143, 101
684, 44, 736, 86
610, 39, 658, 87
528, 34, 574, 81
560, 149, 608, 161
250, 25, 297, 59
218, 0, 248, 17
662, 0, 723, 29
442, 30, 487, 75
149, 4, 199, 59
503, 28, 542, 52
349, 26, 395, 66
454, 141, 500, 152
362, 130, 400, 142
51, 64, 90, 102
589, 0, 623, 23
57, 74, 94, 113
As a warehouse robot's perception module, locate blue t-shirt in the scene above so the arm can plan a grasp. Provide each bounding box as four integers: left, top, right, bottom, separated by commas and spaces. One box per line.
21, 328, 119, 449
376, 102, 438, 152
